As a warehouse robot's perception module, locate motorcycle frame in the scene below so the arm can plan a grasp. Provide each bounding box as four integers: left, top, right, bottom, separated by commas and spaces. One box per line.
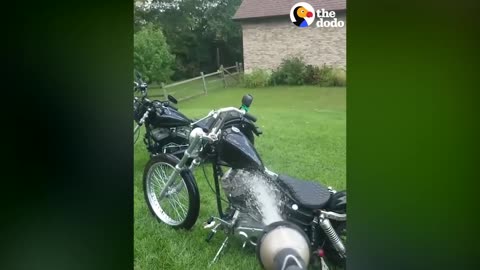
154, 107, 347, 265
212, 162, 226, 218
155, 107, 241, 202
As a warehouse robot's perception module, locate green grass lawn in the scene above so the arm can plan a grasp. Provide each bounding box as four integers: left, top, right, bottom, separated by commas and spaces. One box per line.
134, 86, 346, 270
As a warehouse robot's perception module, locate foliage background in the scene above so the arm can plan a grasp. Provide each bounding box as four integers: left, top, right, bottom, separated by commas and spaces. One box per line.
133, 24, 174, 83
134, 0, 243, 81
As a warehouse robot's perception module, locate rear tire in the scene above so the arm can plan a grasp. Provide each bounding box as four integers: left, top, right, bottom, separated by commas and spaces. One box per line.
143, 154, 200, 229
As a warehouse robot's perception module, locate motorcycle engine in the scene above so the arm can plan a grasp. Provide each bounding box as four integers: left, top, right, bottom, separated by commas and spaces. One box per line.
150, 126, 190, 142
150, 127, 171, 142
221, 169, 284, 246
221, 169, 265, 219
147, 126, 190, 155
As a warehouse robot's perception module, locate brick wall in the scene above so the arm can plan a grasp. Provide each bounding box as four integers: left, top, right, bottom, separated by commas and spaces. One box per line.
240, 13, 346, 72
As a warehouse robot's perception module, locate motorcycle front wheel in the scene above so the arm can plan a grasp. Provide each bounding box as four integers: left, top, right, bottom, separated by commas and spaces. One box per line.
143, 154, 200, 229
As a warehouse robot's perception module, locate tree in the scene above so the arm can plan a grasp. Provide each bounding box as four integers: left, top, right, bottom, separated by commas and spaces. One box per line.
134, 24, 174, 83
134, 0, 243, 80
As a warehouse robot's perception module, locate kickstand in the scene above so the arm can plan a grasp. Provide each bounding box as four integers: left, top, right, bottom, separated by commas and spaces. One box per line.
208, 236, 229, 267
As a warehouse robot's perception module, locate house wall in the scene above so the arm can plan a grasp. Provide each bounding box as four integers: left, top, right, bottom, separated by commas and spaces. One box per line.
240, 13, 346, 72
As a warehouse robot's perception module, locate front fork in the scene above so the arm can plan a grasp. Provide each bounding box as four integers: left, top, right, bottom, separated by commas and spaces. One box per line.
157, 134, 202, 200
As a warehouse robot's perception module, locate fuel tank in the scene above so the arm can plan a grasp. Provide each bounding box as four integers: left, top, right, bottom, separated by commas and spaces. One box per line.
149, 106, 191, 127
218, 127, 263, 170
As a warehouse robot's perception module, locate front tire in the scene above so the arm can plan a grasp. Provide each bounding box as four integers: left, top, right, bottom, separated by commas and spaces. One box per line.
143, 154, 200, 229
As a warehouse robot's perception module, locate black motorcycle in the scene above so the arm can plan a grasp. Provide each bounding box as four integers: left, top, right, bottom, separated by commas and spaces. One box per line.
134, 95, 193, 158
142, 95, 346, 269
133, 71, 193, 158
134, 73, 260, 158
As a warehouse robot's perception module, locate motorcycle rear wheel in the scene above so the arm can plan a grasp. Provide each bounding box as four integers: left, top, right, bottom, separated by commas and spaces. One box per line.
143, 154, 200, 229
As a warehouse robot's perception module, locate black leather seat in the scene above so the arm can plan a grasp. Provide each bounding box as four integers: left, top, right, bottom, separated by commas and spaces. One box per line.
277, 175, 331, 209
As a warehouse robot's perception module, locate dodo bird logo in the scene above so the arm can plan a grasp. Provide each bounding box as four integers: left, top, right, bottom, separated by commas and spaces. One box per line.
290, 2, 315, 28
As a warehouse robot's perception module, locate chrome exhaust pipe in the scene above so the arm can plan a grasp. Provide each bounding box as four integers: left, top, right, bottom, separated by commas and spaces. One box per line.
257, 221, 310, 270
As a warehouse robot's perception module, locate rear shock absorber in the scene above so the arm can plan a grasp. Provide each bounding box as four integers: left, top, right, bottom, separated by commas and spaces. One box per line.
318, 215, 346, 258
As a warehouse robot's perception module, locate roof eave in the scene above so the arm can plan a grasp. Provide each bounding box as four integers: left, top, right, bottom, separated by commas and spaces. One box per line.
233, 8, 346, 21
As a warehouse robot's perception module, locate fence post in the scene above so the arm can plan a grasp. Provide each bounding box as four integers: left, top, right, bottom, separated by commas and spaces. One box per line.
235, 62, 241, 82
238, 62, 244, 83
220, 65, 227, 88
161, 82, 167, 100
200, 72, 208, 95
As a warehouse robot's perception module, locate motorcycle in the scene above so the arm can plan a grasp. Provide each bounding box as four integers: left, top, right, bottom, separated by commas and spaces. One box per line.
134, 95, 192, 158
133, 71, 192, 158
143, 94, 346, 269
134, 73, 260, 158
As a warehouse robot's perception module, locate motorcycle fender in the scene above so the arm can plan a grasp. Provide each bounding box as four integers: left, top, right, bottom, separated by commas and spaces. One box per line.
327, 190, 346, 213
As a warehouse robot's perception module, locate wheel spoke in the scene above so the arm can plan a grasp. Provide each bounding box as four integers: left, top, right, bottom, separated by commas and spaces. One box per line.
151, 181, 165, 192
170, 193, 187, 217
146, 160, 191, 226
159, 165, 169, 181
154, 168, 166, 184
165, 197, 182, 220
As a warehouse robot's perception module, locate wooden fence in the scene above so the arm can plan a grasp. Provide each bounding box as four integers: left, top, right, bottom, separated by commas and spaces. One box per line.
158, 62, 243, 102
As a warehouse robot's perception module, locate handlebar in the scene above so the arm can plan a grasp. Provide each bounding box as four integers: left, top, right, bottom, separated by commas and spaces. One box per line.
134, 97, 180, 125
138, 108, 152, 125
188, 105, 262, 146
244, 112, 257, 122
191, 107, 258, 133
134, 81, 148, 94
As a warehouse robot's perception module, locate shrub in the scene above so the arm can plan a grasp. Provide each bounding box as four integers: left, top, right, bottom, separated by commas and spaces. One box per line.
244, 69, 271, 88
244, 58, 346, 88
304, 65, 322, 85
271, 56, 307, 85
305, 64, 346, 87
316, 64, 334, 86
332, 68, 347, 86
270, 68, 283, 86
134, 24, 175, 84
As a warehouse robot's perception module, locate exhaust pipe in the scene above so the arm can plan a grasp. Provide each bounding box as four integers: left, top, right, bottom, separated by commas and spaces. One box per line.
257, 221, 310, 270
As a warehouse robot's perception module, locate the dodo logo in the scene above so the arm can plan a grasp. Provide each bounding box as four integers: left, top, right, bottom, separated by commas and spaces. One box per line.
290, 2, 315, 28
